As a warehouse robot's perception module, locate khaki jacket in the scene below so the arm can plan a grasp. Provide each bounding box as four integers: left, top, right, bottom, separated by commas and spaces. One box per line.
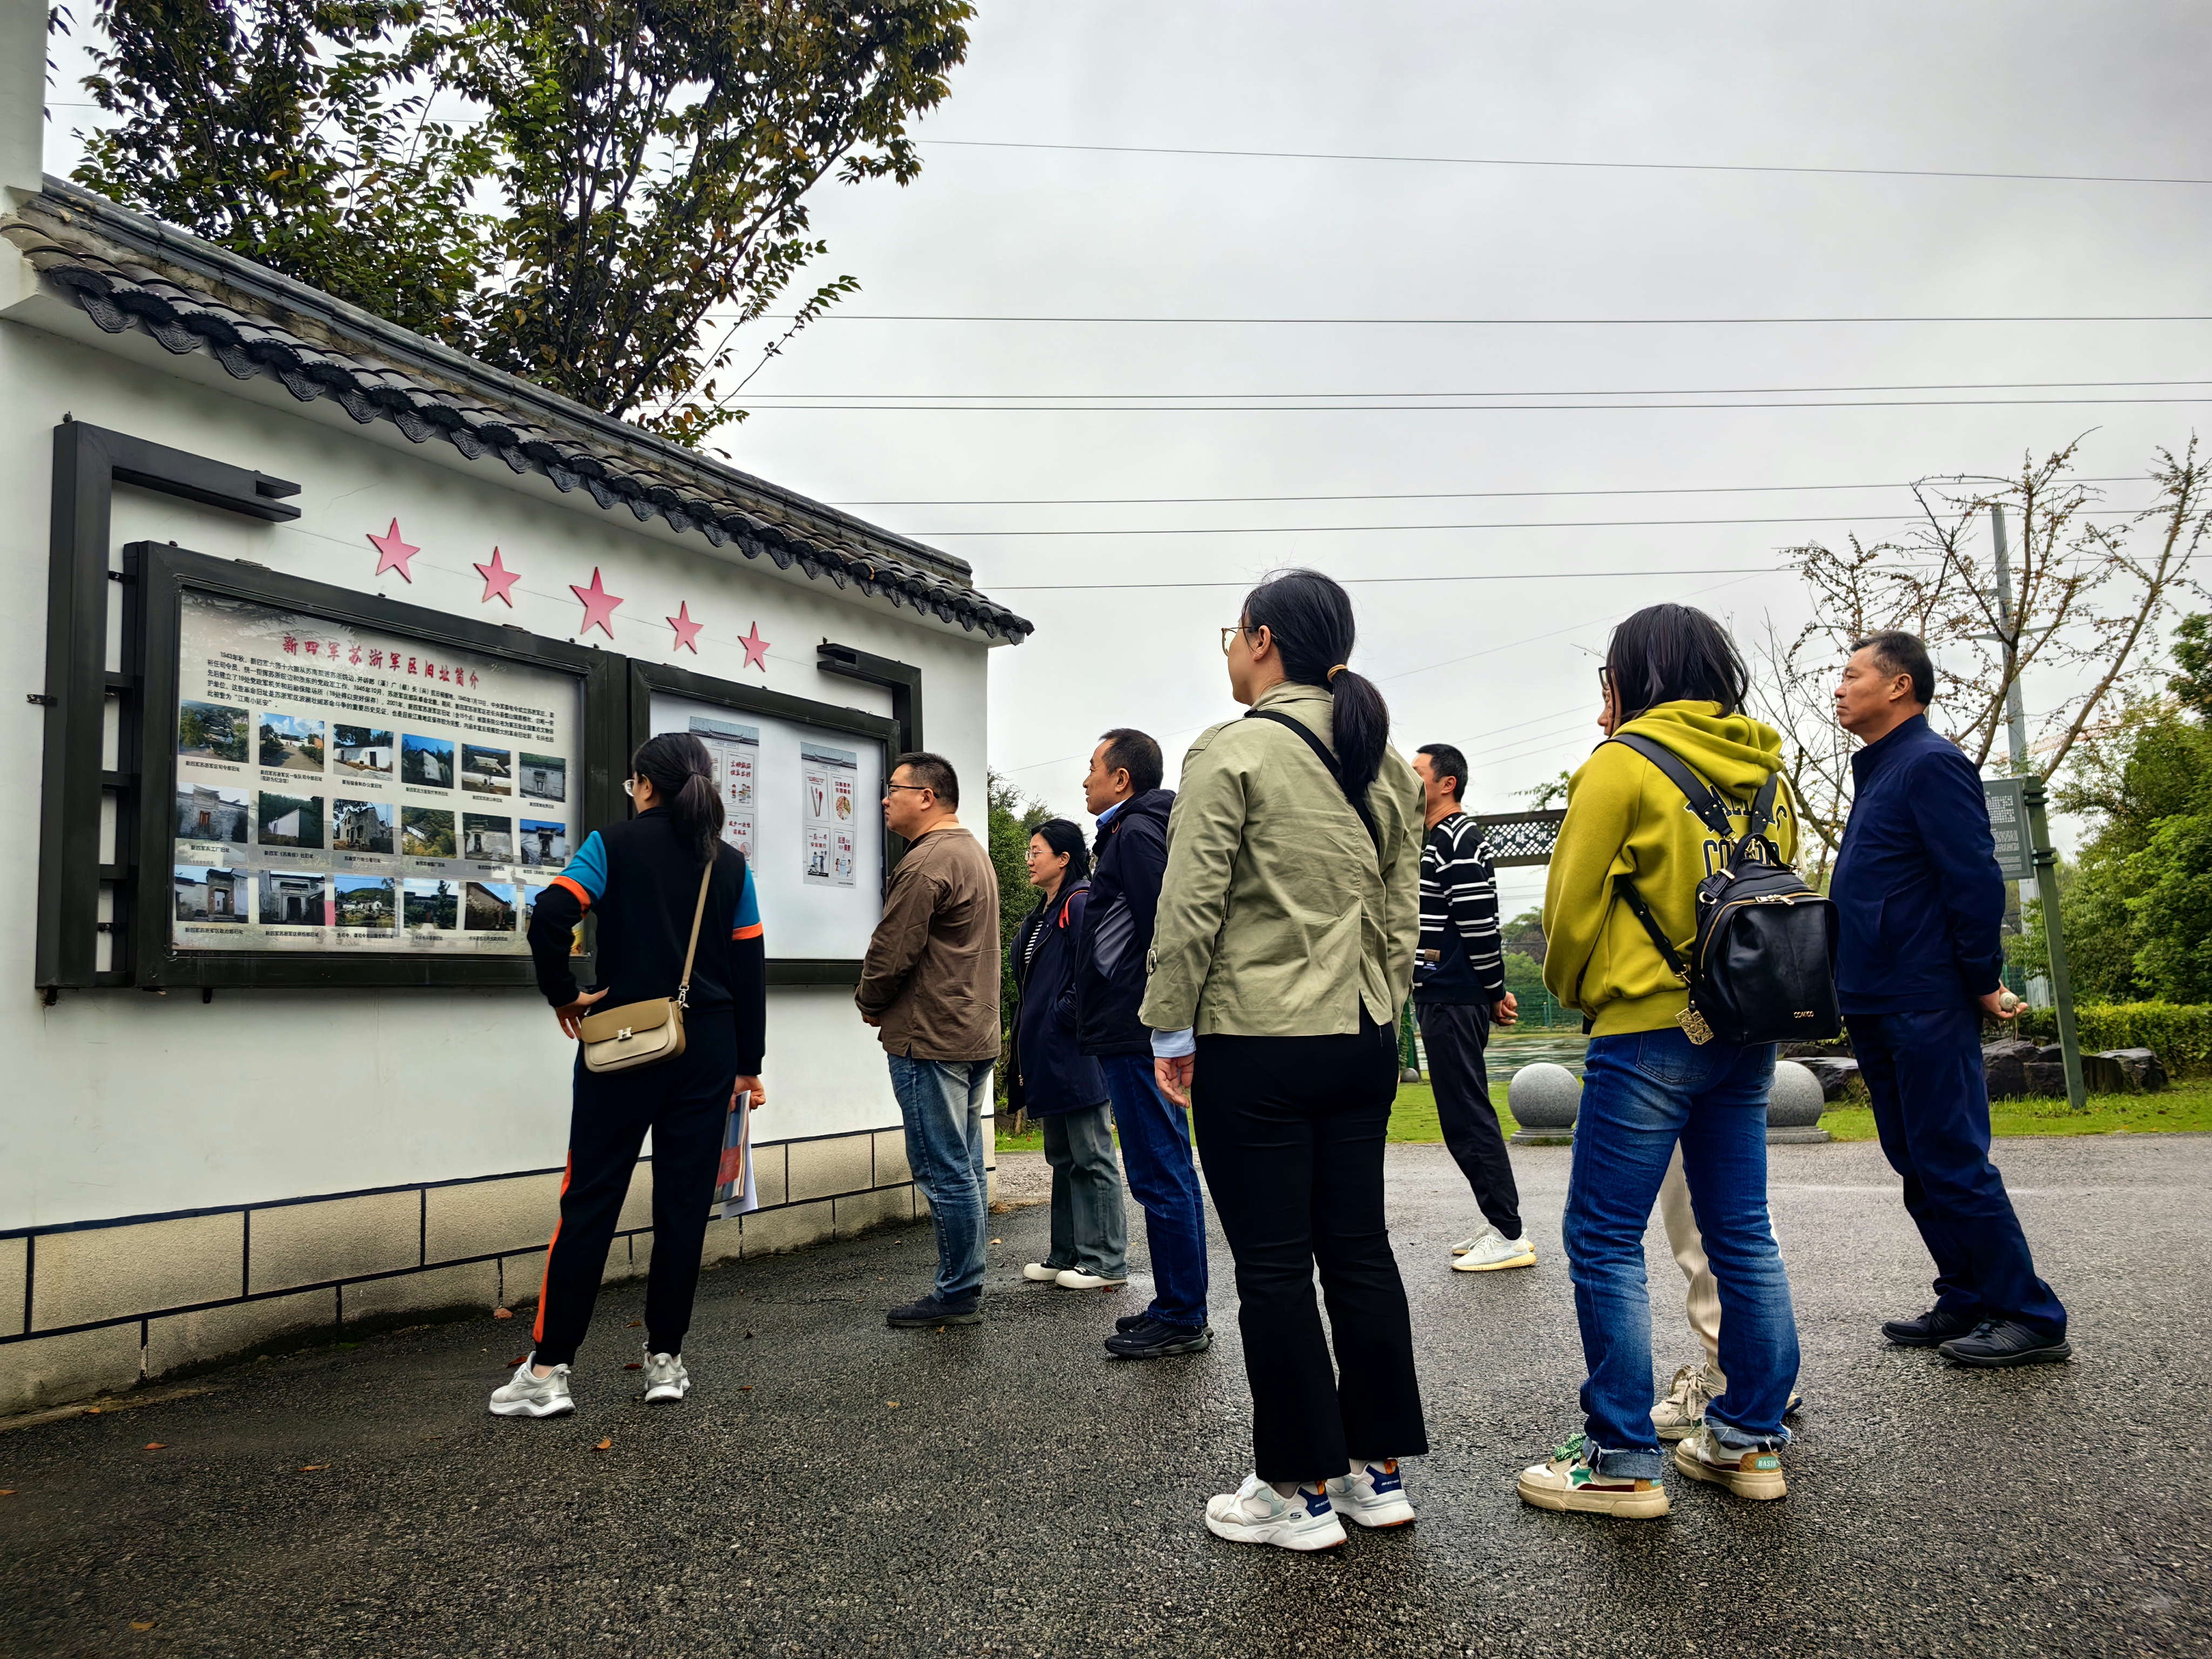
856, 825, 1002, 1062
1139, 682, 1421, 1038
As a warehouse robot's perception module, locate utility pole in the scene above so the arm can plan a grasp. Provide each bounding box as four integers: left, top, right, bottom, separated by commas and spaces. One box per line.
1990, 504, 2087, 1112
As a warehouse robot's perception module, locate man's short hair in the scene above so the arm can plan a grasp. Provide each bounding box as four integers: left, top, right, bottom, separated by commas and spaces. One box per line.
1097, 728, 1163, 796
891, 750, 959, 808
1850, 631, 1936, 707
1415, 743, 1469, 800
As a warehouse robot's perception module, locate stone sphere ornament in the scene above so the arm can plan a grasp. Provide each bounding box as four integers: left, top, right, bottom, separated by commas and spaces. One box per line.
1508, 1063, 1582, 1144
1767, 1060, 1832, 1144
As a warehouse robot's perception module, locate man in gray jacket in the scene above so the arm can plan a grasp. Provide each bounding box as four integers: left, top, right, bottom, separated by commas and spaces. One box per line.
857, 752, 1001, 1330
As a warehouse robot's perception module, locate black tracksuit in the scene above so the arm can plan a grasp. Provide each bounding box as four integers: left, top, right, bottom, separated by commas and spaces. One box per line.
524, 808, 767, 1365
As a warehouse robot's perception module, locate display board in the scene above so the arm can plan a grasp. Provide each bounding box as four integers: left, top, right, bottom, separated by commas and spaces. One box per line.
1982, 778, 2033, 882
130, 545, 625, 988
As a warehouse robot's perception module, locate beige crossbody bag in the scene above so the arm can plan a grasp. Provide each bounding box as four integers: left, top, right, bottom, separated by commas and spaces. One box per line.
576, 862, 713, 1074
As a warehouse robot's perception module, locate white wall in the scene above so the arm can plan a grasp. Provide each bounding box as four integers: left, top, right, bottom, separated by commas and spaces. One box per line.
0, 303, 1001, 1230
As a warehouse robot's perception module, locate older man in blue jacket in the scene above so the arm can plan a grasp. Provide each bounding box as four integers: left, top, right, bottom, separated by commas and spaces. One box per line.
1831, 632, 2069, 1368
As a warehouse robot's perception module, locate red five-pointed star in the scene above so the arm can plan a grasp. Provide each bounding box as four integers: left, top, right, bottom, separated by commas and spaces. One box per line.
667, 602, 703, 653
570, 567, 624, 638
368, 519, 420, 582
474, 547, 521, 606
739, 622, 770, 672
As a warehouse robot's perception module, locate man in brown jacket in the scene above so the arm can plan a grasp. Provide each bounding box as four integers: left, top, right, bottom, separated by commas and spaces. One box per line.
858, 751, 1001, 1327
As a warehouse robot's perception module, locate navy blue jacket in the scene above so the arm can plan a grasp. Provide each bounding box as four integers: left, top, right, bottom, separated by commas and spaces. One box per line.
1830, 714, 2006, 1015
1069, 788, 1174, 1056
1007, 880, 1108, 1115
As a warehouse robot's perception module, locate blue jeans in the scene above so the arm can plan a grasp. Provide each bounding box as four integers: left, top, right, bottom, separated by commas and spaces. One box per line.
1098, 1054, 1210, 1328
887, 1055, 993, 1305
1564, 1028, 1799, 1479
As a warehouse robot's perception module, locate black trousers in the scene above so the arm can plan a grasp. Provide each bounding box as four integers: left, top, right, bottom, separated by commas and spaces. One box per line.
1193, 1015, 1429, 1482
1417, 1000, 1522, 1238
531, 1019, 737, 1366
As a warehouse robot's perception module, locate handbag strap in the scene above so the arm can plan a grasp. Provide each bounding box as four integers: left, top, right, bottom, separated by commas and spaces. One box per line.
1242, 707, 1382, 853
1604, 732, 1783, 865
675, 859, 714, 1009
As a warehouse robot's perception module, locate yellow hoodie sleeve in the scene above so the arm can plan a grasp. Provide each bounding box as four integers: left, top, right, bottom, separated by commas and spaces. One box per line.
1541, 745, 1643, 1016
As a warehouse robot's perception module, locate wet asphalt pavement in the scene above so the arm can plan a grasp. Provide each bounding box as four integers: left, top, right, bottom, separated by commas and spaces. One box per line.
2, 1134, 2207, 1659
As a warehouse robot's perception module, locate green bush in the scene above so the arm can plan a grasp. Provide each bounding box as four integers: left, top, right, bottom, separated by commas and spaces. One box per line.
2015, 1002, 2212, 1075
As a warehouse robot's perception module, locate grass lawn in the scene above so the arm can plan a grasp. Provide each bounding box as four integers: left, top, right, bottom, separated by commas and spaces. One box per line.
995, 1076, 2212, 1151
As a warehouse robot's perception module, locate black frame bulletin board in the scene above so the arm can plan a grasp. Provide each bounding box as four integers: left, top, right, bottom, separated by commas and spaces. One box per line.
120, 543, 628, 989
628, 659, 899, 986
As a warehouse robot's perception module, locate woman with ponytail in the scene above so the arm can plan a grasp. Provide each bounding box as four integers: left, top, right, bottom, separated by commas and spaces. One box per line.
491, 731, 768, 1421
1139, 568, 1428, 1552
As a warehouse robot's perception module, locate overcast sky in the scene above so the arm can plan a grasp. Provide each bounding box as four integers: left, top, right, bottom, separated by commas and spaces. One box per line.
47, 2, 2212, 915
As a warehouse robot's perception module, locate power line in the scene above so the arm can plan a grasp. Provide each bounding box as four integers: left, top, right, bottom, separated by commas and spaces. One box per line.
792, 312, 2212, 326
749, 377, 2212, 402
835, 476, 2143, 507
926, 506, 2152, 539
918, 136, 2212, 190
753, 395, 2212, 414
991, 565, 1786, 592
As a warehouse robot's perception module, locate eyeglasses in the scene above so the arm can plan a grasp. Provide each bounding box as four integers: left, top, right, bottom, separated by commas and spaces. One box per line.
884, 783, 932, 796
622, 778, 638, 798
1220, 624, 1256, 655
1597, 665, 1613, 694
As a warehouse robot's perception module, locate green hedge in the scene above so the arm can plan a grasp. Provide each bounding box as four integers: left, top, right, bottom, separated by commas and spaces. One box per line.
2015, 1002, 2212, 1075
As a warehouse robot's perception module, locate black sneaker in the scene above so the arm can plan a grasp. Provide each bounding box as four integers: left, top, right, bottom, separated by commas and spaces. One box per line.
1115, 1312, 1149, 1333
1103, 1317, 1211, 1360
1938, 1320, 2072, 1368
1881, 1306, 1980, 1348
887, 1294, 982, 1328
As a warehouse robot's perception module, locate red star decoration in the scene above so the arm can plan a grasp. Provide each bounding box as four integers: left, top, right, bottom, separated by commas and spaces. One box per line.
474, 547, 521, 607
667, 602, 703, 653
367, 519, 420, 582
739, 622, 770, 672
570, 567, 624, 638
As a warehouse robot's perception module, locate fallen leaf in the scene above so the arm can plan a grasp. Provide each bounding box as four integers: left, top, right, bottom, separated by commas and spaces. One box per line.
0, 1489, 15, 1496
298, 1464, 329, 1473
743, 1331, 753, 1339
738, 1385, 752, 1392
82, 1407, 100, 1416
886, 1401, 899, 1408
505, 1355, 528, 1367
143, 1442, 166, 1451
626, 1320, 643, 1328
492, 1307, 514, 1320
131, 1621, 155, 1631
623, 1362, 642, 1371
989, 1238, 1002, 1245
594, 1438, 612, 1452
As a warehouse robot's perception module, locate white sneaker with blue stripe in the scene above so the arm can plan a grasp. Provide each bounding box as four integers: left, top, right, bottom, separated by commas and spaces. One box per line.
1326, 1458, 1416, 1528
1203, 1474, 1348, 1550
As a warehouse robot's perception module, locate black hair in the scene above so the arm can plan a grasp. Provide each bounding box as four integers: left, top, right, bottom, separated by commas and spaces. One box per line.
1604, 603, 1751, 719
1030, 817, 1091, 884
1096, 728, 1163, 797
891, 750, 959, 808
1850, 630, 1936, 706
1415, 742, 1469, 800
1241, 568, 1391, 806
630, 731, 723, 866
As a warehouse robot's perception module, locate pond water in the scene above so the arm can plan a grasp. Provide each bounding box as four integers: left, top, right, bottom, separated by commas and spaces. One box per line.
1413, 1025, 1590, 1078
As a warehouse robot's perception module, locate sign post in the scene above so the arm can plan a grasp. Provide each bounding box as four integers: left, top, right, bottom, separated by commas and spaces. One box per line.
2012, 776, 2087, 1112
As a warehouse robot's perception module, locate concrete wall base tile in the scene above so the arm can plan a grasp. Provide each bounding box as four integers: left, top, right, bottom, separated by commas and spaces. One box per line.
248, 1191, 421, 1294
740, 1199, 834, 1258
700, 1217, 743, 1269
0, 1324, 143, 1414
497, 1250, 548, 1310
787, 1135, 872, 1204
615, 1163, 653, 1235
834, 1185, 914, 1239
340, 1261, 500, 1327
625, 1232, 652, 1278
872, 1129, 912, 1187
0, 1236, 24, 1332
423, 1174, 563, 1264
31, 1213, 245, 1331
146, 1289, 338, 1379
751, 1142, 788, 1210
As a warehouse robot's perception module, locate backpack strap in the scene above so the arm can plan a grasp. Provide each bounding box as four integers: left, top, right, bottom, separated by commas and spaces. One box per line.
1603, 734, 1737, 836
1611, 875, 1695, 988
1242, 708, 1381, 853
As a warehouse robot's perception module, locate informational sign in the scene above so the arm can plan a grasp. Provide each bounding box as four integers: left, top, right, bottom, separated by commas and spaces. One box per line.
801, 741, 860, 889
170, 589, 583, 955
1982, 777, 2033, 882
689, 715, 759, 858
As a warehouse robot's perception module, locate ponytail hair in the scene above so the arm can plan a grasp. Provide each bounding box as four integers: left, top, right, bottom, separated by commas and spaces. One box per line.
1240, 568, 1391, 806
630, 731, 723, 866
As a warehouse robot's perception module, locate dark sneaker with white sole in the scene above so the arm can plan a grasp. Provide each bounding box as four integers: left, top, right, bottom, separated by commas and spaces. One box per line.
1104, 1317, 1212, 1359
1881, 1306, 1981, 1348
887, 1294, 982, 1328
1938, 1319, 2072, 1367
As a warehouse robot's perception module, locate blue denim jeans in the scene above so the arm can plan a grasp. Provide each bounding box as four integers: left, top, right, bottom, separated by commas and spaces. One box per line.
887, 1055, 993, 1306
1098, 1054, 1210, 1328
1564, 1028, 1799, 1480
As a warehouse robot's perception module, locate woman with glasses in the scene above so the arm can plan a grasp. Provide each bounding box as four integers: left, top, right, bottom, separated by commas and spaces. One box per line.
490, 731, 767, 1420
1143, 568, 1427, 1552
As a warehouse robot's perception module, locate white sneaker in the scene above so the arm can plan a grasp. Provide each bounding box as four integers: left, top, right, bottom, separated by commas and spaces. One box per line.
1452, 1229, 1536, 1272
488, 1357, 573, 1418
1325, 1459, 1416, 1528
1203, 1474, 1347, 1552
641, 1348, 690, 1404
1653, 1361, 1719, 1442
1449, 1226, 1497, 1257
1022, 1262, 1070, 1283
1673, 1425, 1788, 1501
1055, 1267, 1130, 1290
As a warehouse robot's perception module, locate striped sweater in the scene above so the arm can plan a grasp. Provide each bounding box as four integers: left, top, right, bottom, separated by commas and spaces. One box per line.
1414, 811, 1505, 1004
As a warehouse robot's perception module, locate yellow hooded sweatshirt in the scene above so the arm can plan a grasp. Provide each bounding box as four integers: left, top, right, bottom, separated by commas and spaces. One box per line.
1542, 701, 1797, 1038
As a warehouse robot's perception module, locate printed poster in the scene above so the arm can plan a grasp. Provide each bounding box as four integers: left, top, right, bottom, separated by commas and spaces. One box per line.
800, 740, 858, 888
689, 714, 759, 859
170, 588, 583, 956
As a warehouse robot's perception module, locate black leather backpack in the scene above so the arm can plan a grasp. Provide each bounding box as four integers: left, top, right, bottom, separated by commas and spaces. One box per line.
1606, 734, 1842, 1048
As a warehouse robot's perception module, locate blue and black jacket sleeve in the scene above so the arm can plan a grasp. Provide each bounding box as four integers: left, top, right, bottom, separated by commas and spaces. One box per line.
529, 830, 607, 1007
728, 859, 767, 1075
